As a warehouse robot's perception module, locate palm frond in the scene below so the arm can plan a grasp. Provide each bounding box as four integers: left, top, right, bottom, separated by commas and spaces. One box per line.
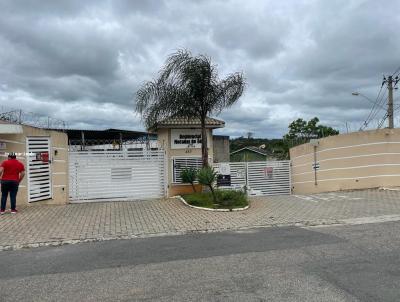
135, 49, 245, 130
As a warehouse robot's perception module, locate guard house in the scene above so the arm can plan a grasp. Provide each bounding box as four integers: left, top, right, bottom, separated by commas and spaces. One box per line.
0, 121, 69, 206
154, 116, 225, 196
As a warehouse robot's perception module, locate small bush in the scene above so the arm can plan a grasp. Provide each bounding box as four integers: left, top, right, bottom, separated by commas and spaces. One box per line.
216, 190, 247, 208
180, 167, 198, 192
197, 166, 218, 187
197, 166, 218, 202
183, 189, 248, 210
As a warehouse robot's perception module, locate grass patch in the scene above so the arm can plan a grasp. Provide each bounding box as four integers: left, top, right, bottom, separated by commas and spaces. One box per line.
182, 190, 248, 210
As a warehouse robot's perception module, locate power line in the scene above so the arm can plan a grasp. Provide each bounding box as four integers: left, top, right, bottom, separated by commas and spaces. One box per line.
377, 112, 388, 129
392, 66, 400, 77
358, 72, 399, 131
377, 97, 400, 129
368, 92, 387, 123
371, 75, 398, 129
360, 84, 386, 130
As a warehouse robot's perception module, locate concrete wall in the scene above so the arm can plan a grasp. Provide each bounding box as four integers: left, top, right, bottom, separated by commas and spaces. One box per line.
213, 135, 230, 163
290, 128, 400, 194
157, 127, 214, 196
0, 124, 68, 206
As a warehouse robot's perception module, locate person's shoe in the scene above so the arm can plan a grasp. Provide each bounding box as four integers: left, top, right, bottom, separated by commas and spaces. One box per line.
0, 210, 5, 215
10, 209, 18, 214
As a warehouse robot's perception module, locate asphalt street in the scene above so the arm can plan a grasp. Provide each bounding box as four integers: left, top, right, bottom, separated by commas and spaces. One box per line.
0, 221, 399, 301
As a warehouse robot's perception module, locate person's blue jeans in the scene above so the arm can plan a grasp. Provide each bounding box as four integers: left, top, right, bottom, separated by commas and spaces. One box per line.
1, 180, 19, 211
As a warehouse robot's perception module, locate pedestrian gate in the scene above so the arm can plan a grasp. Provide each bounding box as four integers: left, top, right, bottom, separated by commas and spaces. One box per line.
69, 149, 165, 201
26, 137, 52, 202
213, 161, 291, 196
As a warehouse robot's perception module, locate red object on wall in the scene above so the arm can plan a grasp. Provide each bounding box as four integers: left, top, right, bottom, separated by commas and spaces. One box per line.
41, 152, 49, 163
36, 152, 49, 163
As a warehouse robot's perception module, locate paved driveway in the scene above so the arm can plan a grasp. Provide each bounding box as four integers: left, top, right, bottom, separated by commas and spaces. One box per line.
1, 189, 400, 250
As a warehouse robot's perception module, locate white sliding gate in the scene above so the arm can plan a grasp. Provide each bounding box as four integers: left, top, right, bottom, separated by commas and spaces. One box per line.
69, 149, 165, 202
214, 161, 291, 196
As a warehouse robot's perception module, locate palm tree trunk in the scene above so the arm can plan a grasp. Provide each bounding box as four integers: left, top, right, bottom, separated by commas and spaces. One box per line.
201, 118, 208, 167
209, 184, 217, 203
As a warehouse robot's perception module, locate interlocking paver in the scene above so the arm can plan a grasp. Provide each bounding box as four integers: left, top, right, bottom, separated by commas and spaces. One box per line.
1, 189, 400, 250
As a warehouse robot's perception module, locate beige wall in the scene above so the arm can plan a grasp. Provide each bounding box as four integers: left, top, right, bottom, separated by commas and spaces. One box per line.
290, 128, 400, 194
213, 135, 230, 163
0, 124, 68, 206
157, 127, 214, 196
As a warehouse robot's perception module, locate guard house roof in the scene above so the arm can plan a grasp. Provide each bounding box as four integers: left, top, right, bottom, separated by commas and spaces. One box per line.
153, 116, 225, 130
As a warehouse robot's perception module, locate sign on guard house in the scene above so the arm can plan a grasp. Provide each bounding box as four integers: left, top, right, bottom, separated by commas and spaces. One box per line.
217, 163, 231, 187
219, 163, 231, 176
171, 129, 208, 149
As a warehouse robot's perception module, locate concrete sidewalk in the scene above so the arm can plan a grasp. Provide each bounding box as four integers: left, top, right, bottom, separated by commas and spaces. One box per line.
1, 189, 400, 250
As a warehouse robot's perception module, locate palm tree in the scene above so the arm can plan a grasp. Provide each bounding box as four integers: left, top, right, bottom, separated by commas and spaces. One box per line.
136, 49, 245, 166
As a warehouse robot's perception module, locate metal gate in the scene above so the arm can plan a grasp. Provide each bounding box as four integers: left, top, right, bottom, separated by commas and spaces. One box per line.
214, 161, 291, 196
69, 149, 165, 201
26, 137, 52, 202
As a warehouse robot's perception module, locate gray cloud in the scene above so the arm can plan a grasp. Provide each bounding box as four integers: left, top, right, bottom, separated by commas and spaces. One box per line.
0, 0, 399, 137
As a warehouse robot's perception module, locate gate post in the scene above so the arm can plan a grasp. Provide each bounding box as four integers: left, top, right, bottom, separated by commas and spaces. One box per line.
245, 161, 249, 194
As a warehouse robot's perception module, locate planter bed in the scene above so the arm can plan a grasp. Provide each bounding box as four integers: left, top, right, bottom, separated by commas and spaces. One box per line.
178, 190, 249, 212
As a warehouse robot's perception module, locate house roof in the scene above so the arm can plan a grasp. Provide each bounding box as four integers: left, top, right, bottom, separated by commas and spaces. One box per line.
153, 116, 225, 130
230, 146, 268, 156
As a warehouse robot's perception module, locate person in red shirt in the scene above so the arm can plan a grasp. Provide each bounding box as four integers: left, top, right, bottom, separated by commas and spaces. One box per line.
0, 152, 25, 214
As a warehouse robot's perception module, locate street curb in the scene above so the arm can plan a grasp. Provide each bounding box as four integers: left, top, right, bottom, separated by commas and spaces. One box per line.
2, 214, 400, 252
174, 195, 250, 212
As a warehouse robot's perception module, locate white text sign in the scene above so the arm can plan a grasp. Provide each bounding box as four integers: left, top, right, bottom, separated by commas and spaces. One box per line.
171, 129, 207, 149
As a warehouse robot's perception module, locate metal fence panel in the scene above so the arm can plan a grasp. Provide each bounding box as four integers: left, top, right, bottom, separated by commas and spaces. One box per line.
172, 157, 203, 183
247, 161, 291, 196
213, 162, 247, 190
213, 161, 291, 196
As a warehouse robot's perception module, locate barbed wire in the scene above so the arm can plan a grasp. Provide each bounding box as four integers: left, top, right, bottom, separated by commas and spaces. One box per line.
0, 106, 67, 130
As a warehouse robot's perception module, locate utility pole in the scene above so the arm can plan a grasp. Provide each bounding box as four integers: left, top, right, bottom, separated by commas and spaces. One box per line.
383, 75, 399, 129
388, 75, 394, 129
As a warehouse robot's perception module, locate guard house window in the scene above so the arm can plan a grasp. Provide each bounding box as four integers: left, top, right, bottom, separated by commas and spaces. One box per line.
173, 157, 202, 183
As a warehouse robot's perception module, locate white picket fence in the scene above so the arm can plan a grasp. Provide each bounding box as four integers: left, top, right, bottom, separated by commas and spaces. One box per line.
69, 150, 166, 202
213, 161, 291, 196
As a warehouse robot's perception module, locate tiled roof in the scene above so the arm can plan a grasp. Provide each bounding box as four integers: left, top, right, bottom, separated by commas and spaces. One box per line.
155, 116, 225, 129
230, 146, 268, 156
246, 146, 268, 155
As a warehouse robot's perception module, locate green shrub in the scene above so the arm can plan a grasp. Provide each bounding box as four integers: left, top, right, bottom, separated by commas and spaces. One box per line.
197, 166, 218, 202
180, 167, 198, 192
217, 190, 247, 208
183, 189, 248, 209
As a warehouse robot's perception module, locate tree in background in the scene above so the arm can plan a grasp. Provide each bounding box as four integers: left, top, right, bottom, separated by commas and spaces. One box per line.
136, 49, 245, 167
284, 117, 339, 140
282, 117, 339, 157
229, 117, 339, 160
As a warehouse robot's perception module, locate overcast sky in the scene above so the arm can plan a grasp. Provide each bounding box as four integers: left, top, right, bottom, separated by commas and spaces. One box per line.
0, 0, 399, 138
